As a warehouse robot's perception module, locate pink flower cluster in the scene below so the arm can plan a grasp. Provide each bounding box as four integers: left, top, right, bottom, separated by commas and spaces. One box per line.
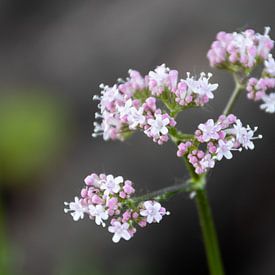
207, 27, 274, 70
246, 54, 275, 113
93, 64, 218, 144
64, 173, 169, 243
177, 115, 262, 174
174, 72, 218, 106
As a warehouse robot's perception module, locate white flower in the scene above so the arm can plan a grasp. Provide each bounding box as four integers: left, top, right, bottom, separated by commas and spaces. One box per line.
100, 175, 123, 195
200, 153, 215, 168
64, 197, 86, 221
186, 72, 218, 99
216, 139, 234, 161
198, 119, 221, 142
140, 201, 163, 223
117, 99, 145, 129
232, 32, 254, 55
264, 54, 275, 76
260, 93, 275, 113
146, 114, 170, 138
149, 64, 169, 87
102, 116, 122, 140
88, 205, 108, 227
127, 107, 146, 129
99, 84, 123, 112
93, 111, 122, 140
117, 98, 133, 118
231, 31, 256, 67
233, 120, 259, 150
108, 221, 131, 243
256, 26, 272, 58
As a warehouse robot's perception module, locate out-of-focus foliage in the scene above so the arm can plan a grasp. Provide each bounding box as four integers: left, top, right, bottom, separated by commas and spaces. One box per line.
0, 92, 67, 185
0, 201, 10, 275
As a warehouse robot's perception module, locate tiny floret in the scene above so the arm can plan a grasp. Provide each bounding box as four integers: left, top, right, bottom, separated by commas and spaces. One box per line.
140, 201, 163, 223
64, 197, 86, 221
108, 221, 131, 243
260, 93, 275, 113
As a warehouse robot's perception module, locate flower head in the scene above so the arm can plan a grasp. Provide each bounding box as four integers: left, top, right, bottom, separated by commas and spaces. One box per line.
198, 119, 221, 142
207, 27, 274, 70
146, 114, 170, 138
216, 139, 234, 161
186, 72, 218, 99
140, 201, 163, 224
65, 173, 169, 243
233, 119, 262, 150
148, 64, 178, 95
64, 197, 86, 221
100, 175, 123, 195
108, 221, 131, 243
93, 65, 218, 145
89, 205, 109, 227
178, 115, 262, 174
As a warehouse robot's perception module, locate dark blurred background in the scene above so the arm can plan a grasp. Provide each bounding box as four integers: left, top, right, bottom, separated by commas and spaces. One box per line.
0, 0, 274, 274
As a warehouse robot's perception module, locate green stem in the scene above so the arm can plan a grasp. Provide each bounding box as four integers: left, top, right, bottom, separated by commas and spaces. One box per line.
195, 188, 224, 275
132, 181, 191, 203
188, 72, 247, 274
222, 74, 244, 116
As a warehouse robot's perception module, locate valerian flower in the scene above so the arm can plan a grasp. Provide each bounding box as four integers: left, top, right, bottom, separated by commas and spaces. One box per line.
108, 221, 131, 243
64, 173, 169, 242
177, 115, 262, 174
207, 27, 274, 70
64, 197, 86, 221
260, 93, 275, 113
140, 201, 167, 224
208, 27, 275, 114
92, 65, 218, 144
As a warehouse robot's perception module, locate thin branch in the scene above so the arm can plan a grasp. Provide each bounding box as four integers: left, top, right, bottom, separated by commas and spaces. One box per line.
132, 180, 191, 203
222, 73, 245, 116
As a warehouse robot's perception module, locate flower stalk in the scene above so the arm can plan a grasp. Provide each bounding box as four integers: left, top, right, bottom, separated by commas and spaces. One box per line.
223, 74, 245, 116
131, 181, 190, 203
195, 188, 224, 275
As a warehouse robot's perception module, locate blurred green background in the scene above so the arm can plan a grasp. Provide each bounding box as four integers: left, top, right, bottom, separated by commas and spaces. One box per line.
0, 93, 66, 184
0, 0, 275, 275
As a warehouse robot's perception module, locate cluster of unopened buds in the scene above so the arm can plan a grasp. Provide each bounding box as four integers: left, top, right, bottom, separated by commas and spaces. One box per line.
208, 27, 275, 113
93, 64, 218, 143
64, 173, 169, 243
177, 114, 262, 174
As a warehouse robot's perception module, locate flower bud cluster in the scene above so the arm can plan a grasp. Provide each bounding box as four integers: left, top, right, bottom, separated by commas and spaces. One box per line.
64, 173, 169, 243
177, 115, 262, 174
207, 27, 274, 71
